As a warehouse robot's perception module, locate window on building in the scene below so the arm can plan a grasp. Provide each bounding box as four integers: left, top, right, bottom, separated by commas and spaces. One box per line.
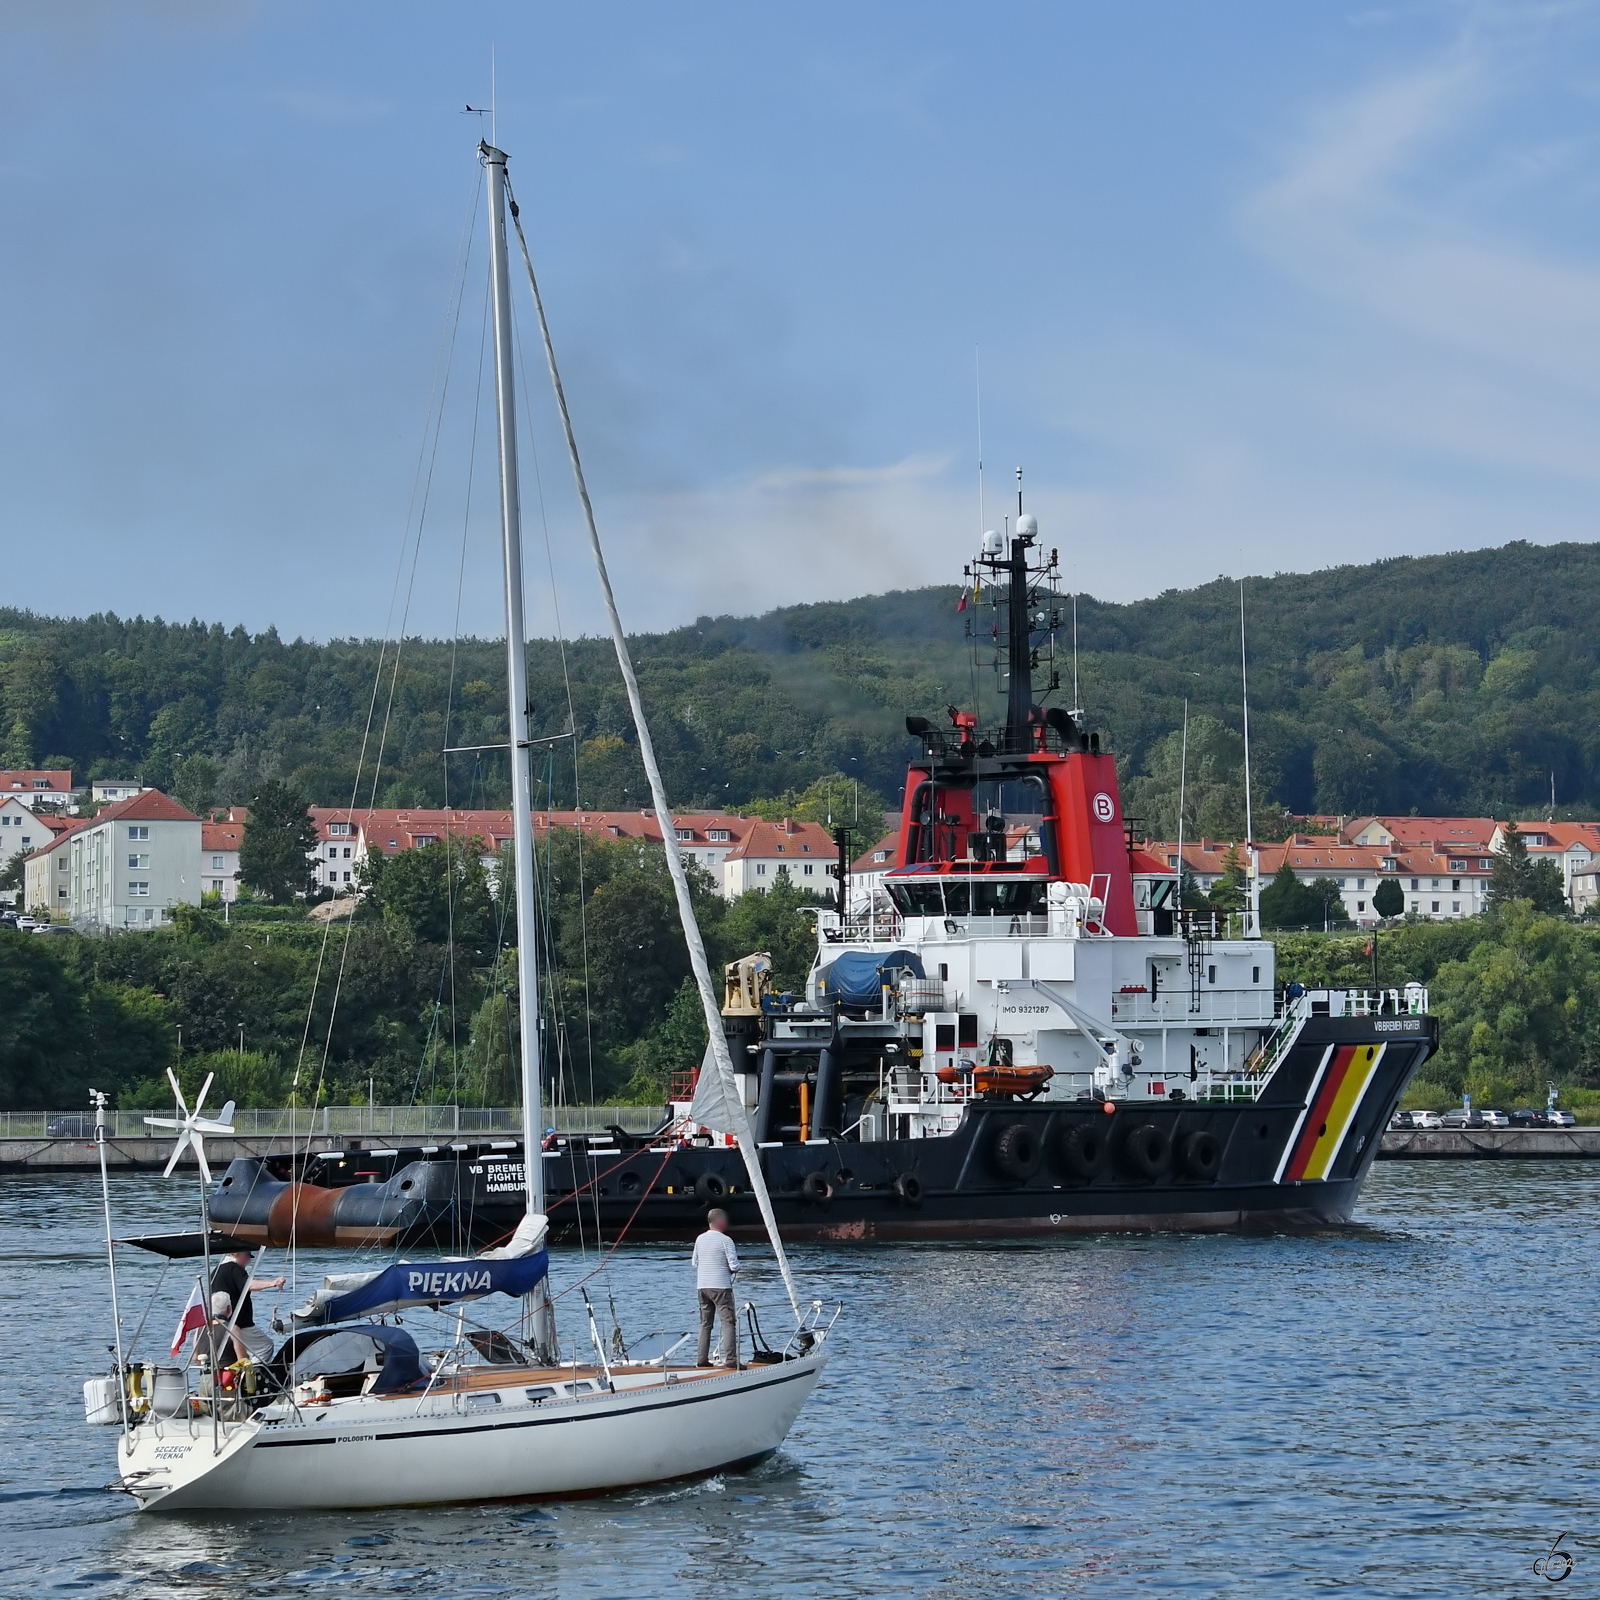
128, 854, 148, 869
1452, 901, 1460, 913
342, 846, 351, 858
327, 846, 338, 858
1431, 901, 1440, 913
1430, 878, 1440, 889
128, 826, 149, 842
57, 858, 67, 872
330, 822, 351, 836
1410, 878, 1419, 890
709, 829, 730, 843
1451, 878, 1460, 892
20, 836, 29, 848
1357, 879, 1366, 890
676, 829, 692, 842
0, 816, 8, 826
58, 887, 67, 900
1449, 858, 1466, 871
125, 907, 139, 924
1479, 858, 1492, 869
212, 855, 224, 869
802, 844, 811, 853
804, 864, 814, 875
129, 881, 149, 897
1357, 900, 1366, 912
756, 864, 767, 876
33, 778, 47, 789
343, 871, 351, 882
775, 844, 785, 853
1410, 900, 1418, 911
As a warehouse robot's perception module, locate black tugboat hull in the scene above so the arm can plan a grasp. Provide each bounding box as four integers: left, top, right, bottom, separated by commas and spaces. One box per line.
210, 1015, 1431, 1247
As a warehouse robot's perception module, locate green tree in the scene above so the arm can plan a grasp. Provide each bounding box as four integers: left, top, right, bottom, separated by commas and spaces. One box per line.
1202, 844, 1247, 912
84, 983, 175, 1099
0, 930, 89, 1108
1260, 863, 1315, 930
1489, 824, 1568, 915
612, 976, 707, 1105
0, 851, 24, 900
743, 773, 888, 850
1305, 877, 1353, 930
360, 838, 496, 951
171, 753, 220, 817
240, 780, 317, 901
1373, 877, 1405, 920
1122, 716, 1248, 842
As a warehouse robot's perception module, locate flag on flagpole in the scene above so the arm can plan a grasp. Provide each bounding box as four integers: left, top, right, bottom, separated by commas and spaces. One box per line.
170, 1279, 206, 1357
956, 585, 971, 613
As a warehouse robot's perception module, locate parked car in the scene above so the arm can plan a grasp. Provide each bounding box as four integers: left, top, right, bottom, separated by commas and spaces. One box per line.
1479, 1110, 1511, 1129
14, 916, 36, 931
1410, 1110, 1444, 1129
1441, 1109, 1486, 1129
1509, 1109, 1550, 1127
45, 1113, 97, 1138
1388, 1111, 1416, 1130
31, 922, 75, 936
1548, 1110, 1577, 1128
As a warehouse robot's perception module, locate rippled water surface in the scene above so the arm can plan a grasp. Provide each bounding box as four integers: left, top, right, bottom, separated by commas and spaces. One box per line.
1, 1164, 1595, 1597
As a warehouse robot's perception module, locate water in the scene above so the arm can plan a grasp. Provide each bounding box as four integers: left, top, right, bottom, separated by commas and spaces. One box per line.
1, 1164, 1594, 1598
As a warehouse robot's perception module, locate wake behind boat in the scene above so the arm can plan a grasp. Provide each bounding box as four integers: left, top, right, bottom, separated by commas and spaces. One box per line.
88, 139, 835, 1512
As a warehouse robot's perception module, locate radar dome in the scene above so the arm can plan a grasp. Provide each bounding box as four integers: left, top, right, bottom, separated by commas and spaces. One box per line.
980, 529, 1004, 557
1016, 512, 1038, 538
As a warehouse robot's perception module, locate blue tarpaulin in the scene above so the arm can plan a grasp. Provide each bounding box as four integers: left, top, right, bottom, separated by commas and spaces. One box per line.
816, 949, 925, 1008
297, 1249, 549, 1327
287, 1325, 426, 1393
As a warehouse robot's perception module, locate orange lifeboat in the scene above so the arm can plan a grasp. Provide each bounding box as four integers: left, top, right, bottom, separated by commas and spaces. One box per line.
935, 1062, 1054, 1098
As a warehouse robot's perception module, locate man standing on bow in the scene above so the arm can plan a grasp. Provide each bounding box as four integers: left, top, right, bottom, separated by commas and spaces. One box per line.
692, 1208, 739, 1368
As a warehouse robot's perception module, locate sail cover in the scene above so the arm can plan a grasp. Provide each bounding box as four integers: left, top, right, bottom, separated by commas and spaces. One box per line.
688, 1036, 756, 1140
292, 1213, 550, 1327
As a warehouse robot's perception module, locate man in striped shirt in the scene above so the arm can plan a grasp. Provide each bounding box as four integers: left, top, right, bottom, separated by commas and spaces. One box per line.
692, 1208, 739, 1367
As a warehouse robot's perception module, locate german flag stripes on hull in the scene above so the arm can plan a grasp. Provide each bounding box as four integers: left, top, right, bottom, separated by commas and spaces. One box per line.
1273, 1043, 1386, 1184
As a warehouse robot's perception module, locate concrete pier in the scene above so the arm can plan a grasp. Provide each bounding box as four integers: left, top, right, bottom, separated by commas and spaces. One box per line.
0, 1135, 359, 1173
1379, 1127, 1600, 1159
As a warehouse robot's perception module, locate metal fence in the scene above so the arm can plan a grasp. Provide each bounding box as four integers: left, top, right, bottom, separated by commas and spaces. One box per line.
0, 1104, 667, 1141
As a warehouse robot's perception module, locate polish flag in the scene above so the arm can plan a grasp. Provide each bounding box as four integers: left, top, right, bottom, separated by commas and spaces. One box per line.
956, 585, 971, 613
170, 1280, 206, 1357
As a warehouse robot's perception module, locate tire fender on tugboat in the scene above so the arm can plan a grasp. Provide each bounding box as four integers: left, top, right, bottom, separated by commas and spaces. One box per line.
990, 1121, 1043, 1182
1057, 1122, 1107, 1182
1119, 1123, 1171, 1180
694, 1172, 728, 1204
801, 1170, 834, 1206
1178, 1129, 1221, 1182
891, 1172, 923, 1207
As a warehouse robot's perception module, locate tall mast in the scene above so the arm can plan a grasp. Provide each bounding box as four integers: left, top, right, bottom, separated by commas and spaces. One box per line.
502, 165, 806, 1324
482, 143, 544, 1221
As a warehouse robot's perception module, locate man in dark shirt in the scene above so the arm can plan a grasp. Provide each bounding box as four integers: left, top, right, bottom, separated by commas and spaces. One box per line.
209, 1249, 284, 1361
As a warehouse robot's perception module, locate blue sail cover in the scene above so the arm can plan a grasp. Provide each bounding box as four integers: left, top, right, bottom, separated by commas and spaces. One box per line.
306, 1249, 549, 1326
817, 949, 925, 1008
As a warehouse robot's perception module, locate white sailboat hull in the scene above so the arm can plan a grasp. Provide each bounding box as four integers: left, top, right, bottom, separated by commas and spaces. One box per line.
119, 1353, 827, 1511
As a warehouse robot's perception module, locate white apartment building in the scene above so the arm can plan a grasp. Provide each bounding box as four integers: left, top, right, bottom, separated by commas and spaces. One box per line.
0, 796, 59, 902
29, 791, 201, 928
201, 818, 243, 902
91, 779, 150, 805
721, 818, 837, 897
0, 769, 74, 810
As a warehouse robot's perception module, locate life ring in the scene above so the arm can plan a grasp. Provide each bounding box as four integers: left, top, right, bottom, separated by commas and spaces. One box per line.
800, 1170, 833, 1206
1179, 1129, 1221, 1181
1058, 1123, 1106, 1182
693, 1171, 727, 1204
892, 1171, 923, 1207
1119, 1123, 1170, 1180
991, 1122, 1042, 1181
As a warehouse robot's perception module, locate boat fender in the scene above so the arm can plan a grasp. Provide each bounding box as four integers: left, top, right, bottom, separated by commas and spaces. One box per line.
1119, 1123, 1170, 1180
1179, 1129, 1221, 1182
891, 1171, 924, 1207
991, 1122, 1042, 1182
1058, 1123, 1106, 1182
694, 1172, 728, 1204
800, 1170, 834, 1206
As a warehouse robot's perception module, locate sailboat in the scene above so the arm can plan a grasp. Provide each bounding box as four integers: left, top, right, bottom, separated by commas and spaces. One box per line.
100, 140, 833, 1512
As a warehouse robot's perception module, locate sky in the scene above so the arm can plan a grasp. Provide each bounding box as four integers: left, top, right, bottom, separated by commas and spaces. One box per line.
4, 1, 1600, 642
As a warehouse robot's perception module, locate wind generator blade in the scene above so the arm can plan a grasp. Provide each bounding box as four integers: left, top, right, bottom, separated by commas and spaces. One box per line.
193, 1072, 215, 1116
143, 1117, 181, 1131
165, 1066, 189, 1120
163, 1139, 188, 1178
193, 1118, 235, 1137
190, 1133, 212, 1187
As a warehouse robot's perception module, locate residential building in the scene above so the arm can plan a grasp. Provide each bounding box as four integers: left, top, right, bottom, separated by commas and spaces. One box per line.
201, 818, 243, 902
0, 801, 73, 904
0, 769, 74, 809
1490, 821, 1600, 905
850, 832, 901, 899
721, 818, 837, 897
1153, 832, 1493, 926
307, 807, 761, 896
30, 790, 201, 928
91, 779, 150, 805
1342, 816, 1500, 852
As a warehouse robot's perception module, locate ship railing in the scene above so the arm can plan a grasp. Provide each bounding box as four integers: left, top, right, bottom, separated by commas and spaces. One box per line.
1290, 986, 1429, 1019
11, 1104, 667, 1141
1109, 990, 1279, 1026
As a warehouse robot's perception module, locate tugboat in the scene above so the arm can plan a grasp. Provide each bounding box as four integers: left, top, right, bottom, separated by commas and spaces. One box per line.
211, 513, 1434, 1244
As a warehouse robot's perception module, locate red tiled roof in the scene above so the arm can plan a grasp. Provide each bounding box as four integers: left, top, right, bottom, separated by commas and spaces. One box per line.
0, 769, 72, 792
851, 831, 900, 872
93, 790, 200, 824
723, 819, 836, 862
201, 822, 242, 852
25, 817, 91, 859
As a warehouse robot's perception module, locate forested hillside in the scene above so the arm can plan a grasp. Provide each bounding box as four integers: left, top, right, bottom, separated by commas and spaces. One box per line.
2, 538, 1598, 825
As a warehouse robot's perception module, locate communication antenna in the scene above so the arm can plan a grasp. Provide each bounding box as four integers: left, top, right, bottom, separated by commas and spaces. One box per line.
975, 348, 985, 537
1240, 582, 1258, 936
1176, 697, 1190, 906
1071, 594, 1081, 718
